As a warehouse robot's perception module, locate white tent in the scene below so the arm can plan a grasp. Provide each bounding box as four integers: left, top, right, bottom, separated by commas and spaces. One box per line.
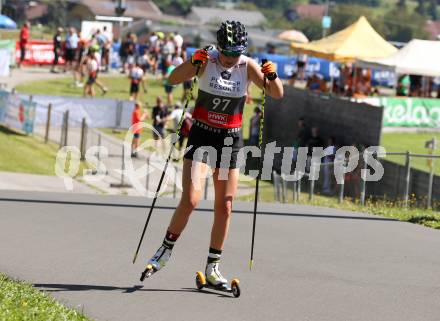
357, 39, 440, 77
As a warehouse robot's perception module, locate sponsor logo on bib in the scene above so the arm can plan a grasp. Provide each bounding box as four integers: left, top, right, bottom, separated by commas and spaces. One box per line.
208, 111, 228, 125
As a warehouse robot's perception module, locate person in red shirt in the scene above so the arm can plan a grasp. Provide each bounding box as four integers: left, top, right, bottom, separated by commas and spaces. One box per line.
19, 21, 30, 68
131, 102, 149, 158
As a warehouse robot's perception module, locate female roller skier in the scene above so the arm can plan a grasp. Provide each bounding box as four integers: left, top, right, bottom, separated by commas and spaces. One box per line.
143, 20, 283, 289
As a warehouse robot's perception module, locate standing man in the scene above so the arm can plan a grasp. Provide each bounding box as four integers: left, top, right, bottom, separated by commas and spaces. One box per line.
249, 106, 262, 146
151, 96, 168, 151
51, 28, 63, 73
18, 21, 30, 68
101, 26, 112, 72
64, 28, 81, 87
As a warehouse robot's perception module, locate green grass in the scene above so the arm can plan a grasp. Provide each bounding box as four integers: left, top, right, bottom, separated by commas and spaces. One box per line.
237, 179, 440, 229
0, 273, 90, 321
16, 75, 262, 140
381, 132, 440, 175
0, 125, 88, 176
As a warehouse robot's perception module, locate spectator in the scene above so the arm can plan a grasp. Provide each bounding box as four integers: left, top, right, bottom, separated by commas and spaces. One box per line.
292, 117, 310, 162
409, 75, 422, 97
18, 21, 30, 68
307, 126, 324, 156
119, 33, 136, 74
161, 34, 176, 77
131, 102, 149, 158
322, 136, 337, 195
51, 27, 63, 73
296, 53, 307, 80
64, 27, 81, 87
127, 34, 138, 67
354, 69, 371, 97
152, 97, 168, 150
173, 31, 183, 57
148, 32, 159, 75
167, 103, 192, 160
306, 126, 324, 173
137, 50, 154, 73
76, 32, 87, 84
306, 74, 325, 92
396, 75, 410, 96
163, 57, 178, 106
249, 106, 262, 146
100, 26, 112, 72
129, 62, 145, 101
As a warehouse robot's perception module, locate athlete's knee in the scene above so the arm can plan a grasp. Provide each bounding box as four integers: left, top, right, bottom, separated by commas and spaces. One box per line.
216, 196, 233, 217
180, 194, 200, 211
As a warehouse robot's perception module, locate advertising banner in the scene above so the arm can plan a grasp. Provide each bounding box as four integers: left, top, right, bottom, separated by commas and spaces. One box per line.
358, 97, 440, 128
3, 93, 36, 134
16, 40, 65, 65
20, 94, 135, 129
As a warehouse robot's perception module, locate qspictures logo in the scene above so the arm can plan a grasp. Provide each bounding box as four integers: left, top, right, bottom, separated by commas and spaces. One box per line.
55, 123, 387, 195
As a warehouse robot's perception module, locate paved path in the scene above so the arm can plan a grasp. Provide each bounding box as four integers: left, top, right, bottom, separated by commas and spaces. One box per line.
1, 190, 440, 321
0, 172, 97, 194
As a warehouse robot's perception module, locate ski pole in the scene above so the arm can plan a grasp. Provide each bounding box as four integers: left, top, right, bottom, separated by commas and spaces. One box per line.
132, 46, 211, 264
250, 59, 269, 271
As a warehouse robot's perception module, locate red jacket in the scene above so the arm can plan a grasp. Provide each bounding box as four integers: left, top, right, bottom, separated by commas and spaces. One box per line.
20, 26, 29, 45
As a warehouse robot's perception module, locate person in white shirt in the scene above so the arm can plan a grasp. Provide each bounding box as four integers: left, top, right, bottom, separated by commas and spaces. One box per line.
129, 63, 145, 101
173, 31, 183, 56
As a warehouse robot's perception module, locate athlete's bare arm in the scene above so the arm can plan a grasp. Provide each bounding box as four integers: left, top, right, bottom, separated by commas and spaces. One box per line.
247, 59, 284, 99
168, 60, 207, 85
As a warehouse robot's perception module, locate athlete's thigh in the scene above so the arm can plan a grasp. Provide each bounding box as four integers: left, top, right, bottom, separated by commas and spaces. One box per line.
181, 158, 210, 200
212, 168, 239, 200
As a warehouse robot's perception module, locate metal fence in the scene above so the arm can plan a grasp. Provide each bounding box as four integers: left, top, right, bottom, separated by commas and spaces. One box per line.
272, 150, 440, 210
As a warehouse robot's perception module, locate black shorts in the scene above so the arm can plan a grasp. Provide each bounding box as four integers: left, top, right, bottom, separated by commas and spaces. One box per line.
65, 48, 76, 62
130, 83, 139, 94
87, 76, 97, 85
164, 84, 174, 94
184, 120, 242, 169
183, 80, 192, 90
297, 61, 305, 68
153, 125, 164, 140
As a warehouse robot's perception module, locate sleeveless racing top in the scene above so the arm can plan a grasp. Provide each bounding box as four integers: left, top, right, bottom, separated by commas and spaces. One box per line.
192, 48, 249, 129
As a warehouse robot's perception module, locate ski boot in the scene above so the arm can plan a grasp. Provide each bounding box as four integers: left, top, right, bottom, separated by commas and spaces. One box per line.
140, 245, 172, 281
195, 263, 241, 298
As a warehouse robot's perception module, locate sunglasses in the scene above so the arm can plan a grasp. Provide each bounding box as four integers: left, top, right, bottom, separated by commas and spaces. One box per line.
221, 50, 241, 57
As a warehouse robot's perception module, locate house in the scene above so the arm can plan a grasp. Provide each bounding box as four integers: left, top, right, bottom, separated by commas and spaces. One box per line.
287, 4, 326, 21
187, 6, 266, 27
21, 0, 163, 29
67, 0, 162, 25
425, 20, 440, 40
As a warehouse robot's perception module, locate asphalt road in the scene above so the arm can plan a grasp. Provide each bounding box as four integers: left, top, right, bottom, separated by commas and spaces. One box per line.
1, 190, 440, 321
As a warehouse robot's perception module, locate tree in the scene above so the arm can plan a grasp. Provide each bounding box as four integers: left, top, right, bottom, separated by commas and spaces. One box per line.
428, 0, 438, 20
44, 0, 67, 28
415, 0, 427, 16
397, 0, 407, 9
383, 7, 428, 41
293, 18, 322, 41
330, 4, 386, 35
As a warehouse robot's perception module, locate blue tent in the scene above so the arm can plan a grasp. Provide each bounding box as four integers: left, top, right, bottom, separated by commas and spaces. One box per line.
0, 15, 17, 29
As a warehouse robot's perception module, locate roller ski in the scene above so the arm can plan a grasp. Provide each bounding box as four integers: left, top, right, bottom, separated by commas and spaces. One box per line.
195, 263, 241, 298
140, 245, 171, 281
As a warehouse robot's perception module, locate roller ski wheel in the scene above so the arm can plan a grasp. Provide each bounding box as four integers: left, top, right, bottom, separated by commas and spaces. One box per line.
140, 264, 156, 281
195, 271, 241, 298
